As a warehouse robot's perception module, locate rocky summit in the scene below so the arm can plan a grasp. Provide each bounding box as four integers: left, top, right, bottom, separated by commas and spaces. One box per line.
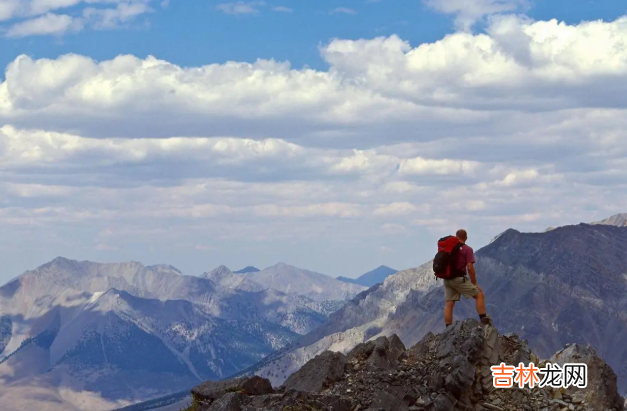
184, 319, 625, 411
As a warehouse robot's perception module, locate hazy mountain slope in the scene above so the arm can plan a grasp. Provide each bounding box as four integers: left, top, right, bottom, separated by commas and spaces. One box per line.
0, 258, 334, 411
244, 261, 438, 385
0, 286, 299, 411
249, 223, 627, 395
336, 265, 397, 287
234, 266, 260, 274
593, 212, 627, 227
0, 258, 328, 353
240, 262, 367, 302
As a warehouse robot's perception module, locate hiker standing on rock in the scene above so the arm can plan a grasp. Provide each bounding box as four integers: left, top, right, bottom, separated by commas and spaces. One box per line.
433, 229, 492, 328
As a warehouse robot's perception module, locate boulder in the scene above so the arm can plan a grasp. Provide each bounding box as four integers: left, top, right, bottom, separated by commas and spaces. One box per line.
282, 350, 347, 392
348, 334, 407, 370
191, 376, 273, 404
550, 343, 624, 410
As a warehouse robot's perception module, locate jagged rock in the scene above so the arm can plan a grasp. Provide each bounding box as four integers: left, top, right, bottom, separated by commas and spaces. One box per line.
205, 392, 246, 411
444, 355, 476, 399
550, 343, 624, 411
187, 319, 625, 411
282, 350, 347, 392
239, 376, 273, 395
348, 335, 407, 370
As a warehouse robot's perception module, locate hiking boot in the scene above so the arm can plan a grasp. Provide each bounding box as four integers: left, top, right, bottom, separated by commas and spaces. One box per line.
480, 316, 493, 326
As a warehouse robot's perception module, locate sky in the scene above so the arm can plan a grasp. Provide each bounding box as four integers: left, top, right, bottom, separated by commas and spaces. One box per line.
1, 0, 627, 283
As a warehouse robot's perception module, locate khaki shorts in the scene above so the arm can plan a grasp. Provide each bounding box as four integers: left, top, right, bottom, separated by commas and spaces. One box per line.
444, 276, 479, 301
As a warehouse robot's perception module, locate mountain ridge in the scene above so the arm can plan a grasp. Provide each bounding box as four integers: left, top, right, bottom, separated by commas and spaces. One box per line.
336, 265, 398, 287
592, 212, 627, 227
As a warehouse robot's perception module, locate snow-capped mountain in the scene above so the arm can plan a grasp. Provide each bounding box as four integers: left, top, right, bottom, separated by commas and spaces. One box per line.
0, 258, 359, 411
248, 222, 627, 395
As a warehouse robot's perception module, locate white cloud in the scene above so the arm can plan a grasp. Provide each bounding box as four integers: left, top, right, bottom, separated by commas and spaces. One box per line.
5, 12, 80, 36
2, 15, 627, 280
0, 0, 158, 36
381, 224, 408, 235
330, 7, 356, 15
272, 6, 292, 12
373, 203, 425, 217
424, 0, 529, 31
216, 1, 265, 15
83, 2, 153, 29
0, 0, 20, 21
397, 157, 481, 176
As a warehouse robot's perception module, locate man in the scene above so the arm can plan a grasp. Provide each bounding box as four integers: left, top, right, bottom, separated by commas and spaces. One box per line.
443, 229, 492, 327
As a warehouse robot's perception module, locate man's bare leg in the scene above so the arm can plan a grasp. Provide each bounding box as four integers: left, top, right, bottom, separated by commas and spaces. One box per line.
444, 300, 455, 326
474, 289, 486, 316
473, 289, 492, 325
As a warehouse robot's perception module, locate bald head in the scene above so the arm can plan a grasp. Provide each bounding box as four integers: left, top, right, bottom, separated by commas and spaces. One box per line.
456, 229, 467, 242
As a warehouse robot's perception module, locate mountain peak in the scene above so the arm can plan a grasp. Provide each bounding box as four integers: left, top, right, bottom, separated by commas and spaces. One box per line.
204, 265, 232, 281
592, 212, 627, 227
336, 265, 397, 287
48, 256, 78, 266
234, 266, 260, 274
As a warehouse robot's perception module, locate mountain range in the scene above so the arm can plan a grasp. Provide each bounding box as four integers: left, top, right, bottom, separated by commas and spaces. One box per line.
3, 212, 627, 411
0, 259, 366, 411
245, 215, 627, 397
336, 265, 398, 287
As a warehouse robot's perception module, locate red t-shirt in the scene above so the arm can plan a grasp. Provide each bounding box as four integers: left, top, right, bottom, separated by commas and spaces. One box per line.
456, 244, 475, 273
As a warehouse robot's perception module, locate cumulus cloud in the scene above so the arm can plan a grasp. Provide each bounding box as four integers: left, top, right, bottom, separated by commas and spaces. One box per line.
2, 15, 627, 279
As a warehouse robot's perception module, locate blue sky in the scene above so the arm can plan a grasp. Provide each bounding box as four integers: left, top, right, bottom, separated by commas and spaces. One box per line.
2, 1, 626, 73
1, 0, 627, 283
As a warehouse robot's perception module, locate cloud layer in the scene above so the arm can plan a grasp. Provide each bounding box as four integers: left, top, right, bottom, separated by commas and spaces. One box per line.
0, 0, 156, 37
1, 14, 627, 279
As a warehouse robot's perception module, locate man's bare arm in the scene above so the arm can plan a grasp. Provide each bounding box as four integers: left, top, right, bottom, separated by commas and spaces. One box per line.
467, 262, 477, 284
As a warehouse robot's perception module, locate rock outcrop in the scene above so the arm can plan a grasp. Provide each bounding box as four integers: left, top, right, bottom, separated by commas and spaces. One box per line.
185, 319, 625, 411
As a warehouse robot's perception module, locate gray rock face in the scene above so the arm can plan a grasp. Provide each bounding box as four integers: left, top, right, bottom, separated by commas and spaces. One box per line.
347, 335, 406, 370
550, 344, 624, 410
204, 392, 246, 411
185, 319, 626, 411
282, 350, 347, 392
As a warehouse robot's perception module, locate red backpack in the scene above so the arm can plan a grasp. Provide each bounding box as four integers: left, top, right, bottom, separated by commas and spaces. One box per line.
433, 235, 465, 279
